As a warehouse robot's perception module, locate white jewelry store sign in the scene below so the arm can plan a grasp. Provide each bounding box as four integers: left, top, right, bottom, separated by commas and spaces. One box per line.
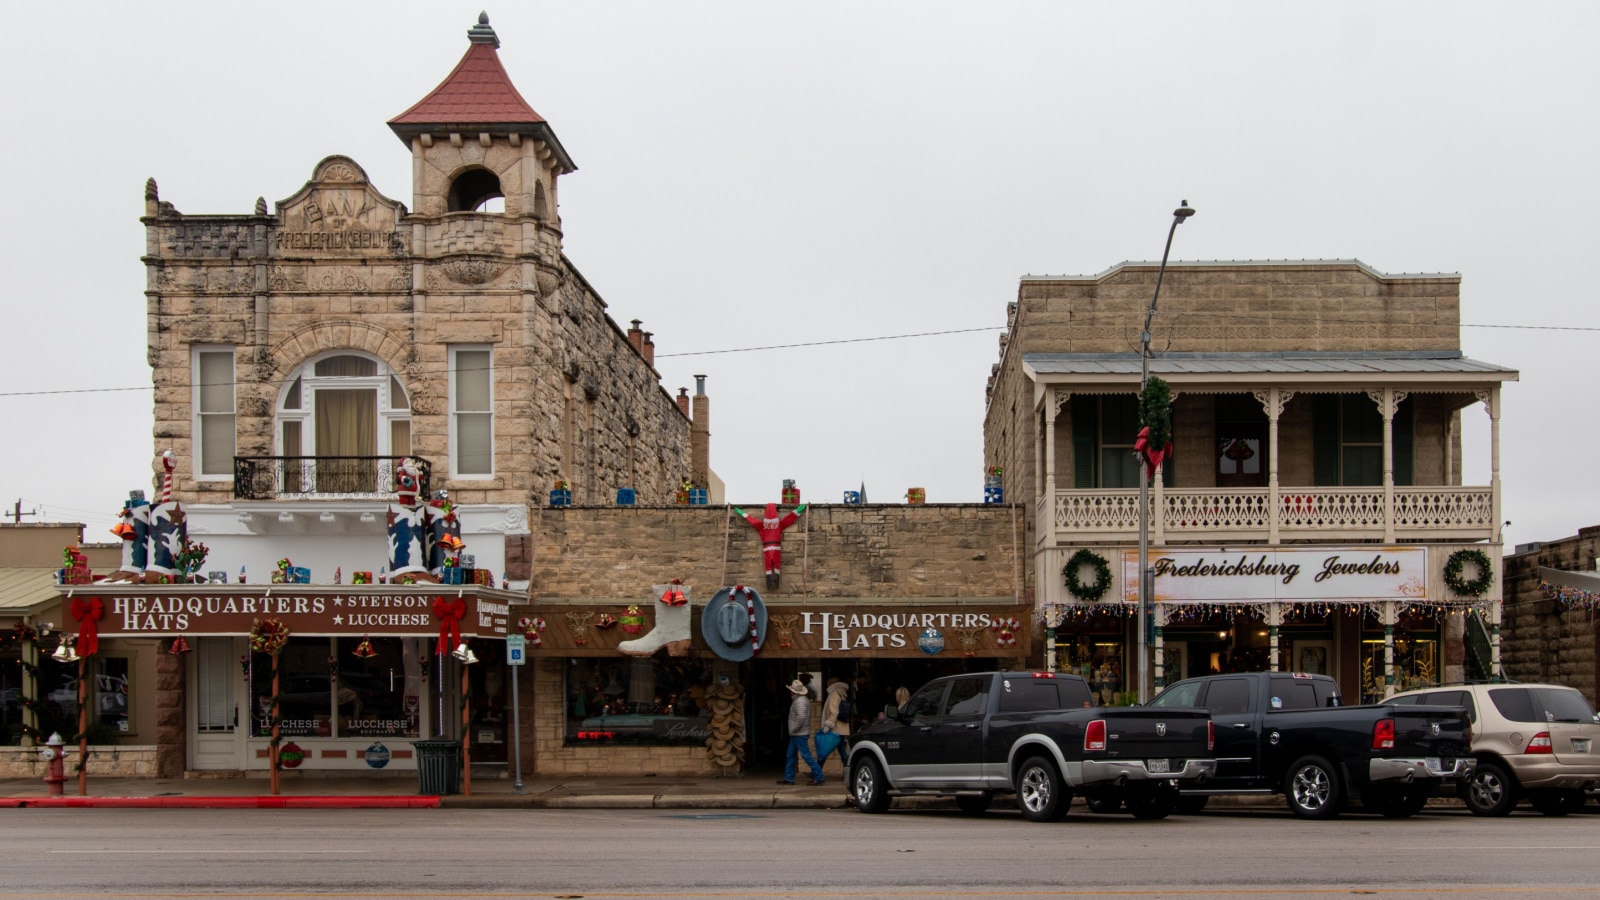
1122, 547, 1428, 603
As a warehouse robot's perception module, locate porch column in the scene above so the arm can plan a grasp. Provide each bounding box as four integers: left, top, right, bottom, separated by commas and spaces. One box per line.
1491, 598, 1503, 677
1044, 605, 1060, 672
1254, 389, 1293, 545
1043, 390, 1059, 503
1482, 387, 1504, 545
1268, 603, 1282, 672
1382, 600, 1398, 699
1368, 389, 1406, 544
1445, 413, 1457, 487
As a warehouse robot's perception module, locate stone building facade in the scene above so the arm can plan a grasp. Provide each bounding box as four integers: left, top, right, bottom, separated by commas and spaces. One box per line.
521, 505, 1030, 776
1502, 531, 1600, 703
985, 259, 1515, 704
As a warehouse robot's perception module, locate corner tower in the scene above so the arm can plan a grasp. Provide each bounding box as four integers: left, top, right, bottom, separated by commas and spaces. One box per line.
389, 13, 576, 234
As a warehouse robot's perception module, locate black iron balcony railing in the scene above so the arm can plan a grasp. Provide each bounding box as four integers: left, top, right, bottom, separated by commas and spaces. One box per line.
232, 456, 433, 501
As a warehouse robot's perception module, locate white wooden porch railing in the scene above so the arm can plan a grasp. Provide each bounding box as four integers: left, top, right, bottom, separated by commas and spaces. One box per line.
1041, 486, 1494, 544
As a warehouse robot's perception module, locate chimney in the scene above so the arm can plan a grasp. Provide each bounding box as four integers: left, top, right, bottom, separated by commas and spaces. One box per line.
627, 319, 643, 355
691, 376, 710, 490
676, 387, 690, 418
642, 331, 655, 368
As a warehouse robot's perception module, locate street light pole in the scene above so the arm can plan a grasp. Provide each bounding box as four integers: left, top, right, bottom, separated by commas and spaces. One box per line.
1137, 200, 1195, 704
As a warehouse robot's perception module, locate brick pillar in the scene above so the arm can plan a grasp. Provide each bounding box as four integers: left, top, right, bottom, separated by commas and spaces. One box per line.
691, 376, 710, 491
676, 388, 690, 419
154, 651, 186, 777
627, 319, 643, 354
642, 332, 655, 368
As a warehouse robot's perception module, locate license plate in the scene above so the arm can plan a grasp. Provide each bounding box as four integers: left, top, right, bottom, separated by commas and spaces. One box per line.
1147, 758, 1170, 774
1574, 739, 1591, 754
1425, 757, 1441, 771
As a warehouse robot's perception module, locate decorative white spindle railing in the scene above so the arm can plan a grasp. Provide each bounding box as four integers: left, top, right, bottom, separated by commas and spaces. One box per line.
1047, 485, 1494, 543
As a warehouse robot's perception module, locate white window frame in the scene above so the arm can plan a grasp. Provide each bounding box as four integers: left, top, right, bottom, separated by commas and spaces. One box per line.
193, 346, 237, 480
273, 351, 411, 459
449, 345, 494, 478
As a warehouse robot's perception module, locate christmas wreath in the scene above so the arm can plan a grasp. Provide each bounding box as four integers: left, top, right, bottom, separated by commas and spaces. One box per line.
249, 617, 291, 655
1063, 549, 1113, 602
1443, 548, 1493, 597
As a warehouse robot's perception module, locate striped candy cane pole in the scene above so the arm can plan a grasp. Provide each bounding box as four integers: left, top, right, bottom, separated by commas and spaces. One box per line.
160, 450, 175, 504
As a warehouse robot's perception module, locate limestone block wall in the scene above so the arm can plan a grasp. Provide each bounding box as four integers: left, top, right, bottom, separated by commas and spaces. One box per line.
143, 156, 690, 508
530, 505, 1025, 602
1502, 529, 1600, 703
0, 745, 159, 778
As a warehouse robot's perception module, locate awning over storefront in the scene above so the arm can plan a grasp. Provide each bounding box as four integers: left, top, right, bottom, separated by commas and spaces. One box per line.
0, 567, 66, 624
44, 584, 520, 639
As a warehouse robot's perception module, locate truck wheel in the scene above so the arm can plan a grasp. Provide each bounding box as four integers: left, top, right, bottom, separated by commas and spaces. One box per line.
1084, 795, 1121, 814
1176, 794, 1210, 814
1464, 762, 1518, 817
1529, 788, 1584, 817
1126, 787, 1176, 820
955, 792, 993, 815
1015, 756, 1069, 822
1285, 755, 1343, 820
851, 757, 891, 815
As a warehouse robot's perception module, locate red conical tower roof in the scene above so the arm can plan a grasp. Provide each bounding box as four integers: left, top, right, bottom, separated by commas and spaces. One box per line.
388, 13, 575, 173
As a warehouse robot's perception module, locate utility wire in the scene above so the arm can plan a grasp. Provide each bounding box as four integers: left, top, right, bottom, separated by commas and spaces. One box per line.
0, 316, 1588, 399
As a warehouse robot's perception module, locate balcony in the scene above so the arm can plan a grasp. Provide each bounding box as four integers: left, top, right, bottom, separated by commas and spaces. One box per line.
233, 456, 433, 501
1043, 485, 1495, 545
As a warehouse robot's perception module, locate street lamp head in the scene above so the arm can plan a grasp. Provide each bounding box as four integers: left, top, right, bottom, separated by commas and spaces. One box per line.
1174, 200, 1195, 221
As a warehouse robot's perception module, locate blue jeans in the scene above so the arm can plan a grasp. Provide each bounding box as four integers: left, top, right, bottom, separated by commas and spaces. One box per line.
784, 735, 823, 783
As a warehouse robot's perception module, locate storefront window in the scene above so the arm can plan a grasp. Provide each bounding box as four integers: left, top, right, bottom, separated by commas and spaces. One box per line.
36, 652, 79, 743
94, 657, 131, 734
564, 657, 714, 746
253, 637, 421, 739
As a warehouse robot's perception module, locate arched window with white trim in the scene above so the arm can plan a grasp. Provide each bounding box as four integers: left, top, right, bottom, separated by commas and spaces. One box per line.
275, 352, 411, 496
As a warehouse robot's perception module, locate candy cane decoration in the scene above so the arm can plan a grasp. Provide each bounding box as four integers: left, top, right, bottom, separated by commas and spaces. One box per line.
992, 615, 1020, 648
733, 585, 761, 654
159, 450, 175, 504
518, 616, 547, 647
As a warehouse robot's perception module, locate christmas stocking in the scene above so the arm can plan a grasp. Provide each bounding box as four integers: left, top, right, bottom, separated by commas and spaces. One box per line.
619, 582, 693, 657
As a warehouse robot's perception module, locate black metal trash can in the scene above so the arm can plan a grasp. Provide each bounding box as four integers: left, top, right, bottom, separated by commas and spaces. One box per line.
412, 739, 462, 795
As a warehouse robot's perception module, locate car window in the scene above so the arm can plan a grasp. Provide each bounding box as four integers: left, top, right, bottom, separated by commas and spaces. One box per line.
999, 679, 1061, 712
907, 682, 946, 719
1488, 688, 1540, 723
1268, 678, 1318, 711
1423, 690, 1476, 722
1531, 687, 1596, 723
1385, 694, 1421, 706
944, 676, 989, 716
1203, 678, 1252, 715
1149, 681, 1201, 708
1060, 679, 1094, 709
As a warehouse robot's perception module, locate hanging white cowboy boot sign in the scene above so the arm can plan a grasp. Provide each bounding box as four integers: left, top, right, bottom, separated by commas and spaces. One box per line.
618, 580, 692, 657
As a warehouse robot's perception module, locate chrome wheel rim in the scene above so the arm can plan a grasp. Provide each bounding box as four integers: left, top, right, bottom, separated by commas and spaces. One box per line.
1019, 766, 1053, 813
1469, 772, 1504, 810
853, 765, 875, 804
1292, 765, 1331, 810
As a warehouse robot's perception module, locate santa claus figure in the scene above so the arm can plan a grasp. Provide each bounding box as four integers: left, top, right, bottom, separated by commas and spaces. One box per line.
734, 503, 807, 590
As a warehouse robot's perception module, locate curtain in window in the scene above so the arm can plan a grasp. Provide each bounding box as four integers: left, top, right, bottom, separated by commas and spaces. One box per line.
315, 389, 376, 492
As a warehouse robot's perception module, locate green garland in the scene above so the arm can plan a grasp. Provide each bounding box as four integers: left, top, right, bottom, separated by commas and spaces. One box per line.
1443, 548, 1493, 597
1138, 376, 1174, 450
1063, 549, 1113, 602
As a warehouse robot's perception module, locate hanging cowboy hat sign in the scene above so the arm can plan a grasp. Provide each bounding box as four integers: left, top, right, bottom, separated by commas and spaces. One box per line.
699, 586, 769, 662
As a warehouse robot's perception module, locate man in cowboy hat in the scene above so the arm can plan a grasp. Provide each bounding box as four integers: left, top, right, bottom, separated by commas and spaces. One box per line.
779, 679, 825, 786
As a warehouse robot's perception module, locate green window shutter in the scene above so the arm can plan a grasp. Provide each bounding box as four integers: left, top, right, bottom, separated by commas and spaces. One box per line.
1312, 395, 1340, 486
1393, 398, 1414, 486
1071, 397, 1098, 489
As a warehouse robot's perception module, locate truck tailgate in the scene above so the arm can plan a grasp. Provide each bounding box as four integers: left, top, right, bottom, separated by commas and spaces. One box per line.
1386, 704, 1472, 759
1099, 709, 1211, 760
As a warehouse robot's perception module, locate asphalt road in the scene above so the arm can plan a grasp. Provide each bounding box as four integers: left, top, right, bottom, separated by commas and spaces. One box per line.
4, 804, 1598, 899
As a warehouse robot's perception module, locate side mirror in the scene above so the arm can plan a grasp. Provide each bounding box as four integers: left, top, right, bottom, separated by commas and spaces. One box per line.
883, 703, 903, 722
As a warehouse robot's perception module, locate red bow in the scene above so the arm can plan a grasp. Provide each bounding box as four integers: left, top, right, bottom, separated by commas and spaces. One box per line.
432, 596, 466, 655
70, 597, 104, 657
1133, 427, 1172, 479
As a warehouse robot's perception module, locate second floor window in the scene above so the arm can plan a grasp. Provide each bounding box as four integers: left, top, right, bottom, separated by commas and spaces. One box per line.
275, 352, 411, 494
1312, 395, 1412, 487
195, 348, 236, 478
1071, 395, 1168, 488
451, 347, 493, 477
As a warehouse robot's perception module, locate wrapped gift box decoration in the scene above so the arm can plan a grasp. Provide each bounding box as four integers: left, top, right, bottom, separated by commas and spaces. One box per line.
906, 487, 926, 505
781, 479, 800, 505
289, 567, 312, 584
351, 571, 372, 585
616, 488, 636, 506
983, 486, 1004, 504
843, 490, 861, 505
688, 488, 708, 505
549, 489, 572, 508
472, 569, 494, 586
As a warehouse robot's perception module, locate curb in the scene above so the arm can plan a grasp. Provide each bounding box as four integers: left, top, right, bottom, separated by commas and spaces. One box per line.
0, 796, 441, 809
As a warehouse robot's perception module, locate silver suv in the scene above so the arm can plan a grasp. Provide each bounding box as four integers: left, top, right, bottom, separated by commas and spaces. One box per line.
1385, 683, 1600, 816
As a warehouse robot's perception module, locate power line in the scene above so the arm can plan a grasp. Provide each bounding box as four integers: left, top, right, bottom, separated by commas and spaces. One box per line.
0, 316, 1586, 399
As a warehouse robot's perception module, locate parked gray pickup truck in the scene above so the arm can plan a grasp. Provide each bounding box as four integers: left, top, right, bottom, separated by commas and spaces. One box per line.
848, 671, 1215, 821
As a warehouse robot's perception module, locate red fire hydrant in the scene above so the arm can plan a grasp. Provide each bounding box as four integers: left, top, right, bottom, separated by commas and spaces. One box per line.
41, 732, 66, 796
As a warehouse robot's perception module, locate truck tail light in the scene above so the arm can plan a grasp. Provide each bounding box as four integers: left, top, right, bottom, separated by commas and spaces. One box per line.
1527, 732, 1553, 754
1208, 720, 1215, 752
1372, 718, 1395, 750
1084, 719, 1107, 752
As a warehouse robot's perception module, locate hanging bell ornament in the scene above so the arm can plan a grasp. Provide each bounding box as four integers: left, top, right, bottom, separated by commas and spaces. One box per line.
167, 635, 192, 655
353, 636, 378, 659
52, 636, 80, 663
450, 641, 478, 665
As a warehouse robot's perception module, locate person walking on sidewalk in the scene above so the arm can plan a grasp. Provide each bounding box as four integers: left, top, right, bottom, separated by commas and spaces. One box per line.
779, 679, 824, 786
819, 678, 852, 771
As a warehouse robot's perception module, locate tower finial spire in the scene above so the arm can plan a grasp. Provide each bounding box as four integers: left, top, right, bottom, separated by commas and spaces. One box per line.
468, 12, 499, 48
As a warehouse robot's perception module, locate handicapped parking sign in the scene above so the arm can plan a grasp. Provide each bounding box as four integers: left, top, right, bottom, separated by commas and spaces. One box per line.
507, 634, 526, 666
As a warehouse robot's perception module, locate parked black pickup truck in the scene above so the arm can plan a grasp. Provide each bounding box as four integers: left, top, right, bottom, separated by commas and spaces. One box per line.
1147, 672, 1474, 818
848, 671, 1215, 821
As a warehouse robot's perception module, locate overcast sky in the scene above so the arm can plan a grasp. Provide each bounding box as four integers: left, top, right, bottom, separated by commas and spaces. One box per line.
2, 2, 1595, 550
